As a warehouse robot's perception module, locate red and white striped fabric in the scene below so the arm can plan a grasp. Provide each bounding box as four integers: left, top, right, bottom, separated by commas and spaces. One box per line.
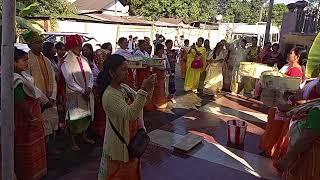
227, 120, 248, 146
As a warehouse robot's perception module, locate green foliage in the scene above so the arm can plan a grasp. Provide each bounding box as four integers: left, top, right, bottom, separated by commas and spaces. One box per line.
130, 0, 287, 26
262, 3, 288, 27
0, 0, 76, 39
15, 0, 76, 17
17, 2, 39, 17
130, 0, 217, 21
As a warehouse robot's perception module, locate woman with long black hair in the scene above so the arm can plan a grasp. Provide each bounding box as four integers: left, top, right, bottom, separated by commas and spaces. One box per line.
97, 54, 155, 180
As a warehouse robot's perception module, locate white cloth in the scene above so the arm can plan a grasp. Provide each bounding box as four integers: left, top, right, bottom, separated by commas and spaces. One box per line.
13, 72, 47, 103
133, 49, 150, 58
114, 48, 133, 59
62, 51, 94, 121
61, 54, 94, 94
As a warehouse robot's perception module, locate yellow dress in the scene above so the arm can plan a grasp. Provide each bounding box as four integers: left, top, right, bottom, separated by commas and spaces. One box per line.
184, 46, 207, 91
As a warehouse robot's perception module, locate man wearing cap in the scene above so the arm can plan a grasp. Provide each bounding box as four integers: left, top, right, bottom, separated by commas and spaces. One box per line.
23, 30, 59, 154
61, 34, 95, 151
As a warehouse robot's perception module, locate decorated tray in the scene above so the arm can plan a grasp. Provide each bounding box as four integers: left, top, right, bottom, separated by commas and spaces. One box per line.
239, 62, 274, 79
260, 70, 301, 90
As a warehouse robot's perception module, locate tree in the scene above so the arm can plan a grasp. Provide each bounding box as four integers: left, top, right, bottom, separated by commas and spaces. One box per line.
15, 0, 76, 17
130, 0, 217, 22
218, 0, 265, 24
262, 3, 288, 27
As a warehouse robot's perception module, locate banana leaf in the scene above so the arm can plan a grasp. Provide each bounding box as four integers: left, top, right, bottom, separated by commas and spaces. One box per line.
306, 32, 320, 78
16, 16, 40, 32
18, 2, 39, 18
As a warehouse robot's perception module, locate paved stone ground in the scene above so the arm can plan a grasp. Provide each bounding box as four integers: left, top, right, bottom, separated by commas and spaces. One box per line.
43, 74, 280, 180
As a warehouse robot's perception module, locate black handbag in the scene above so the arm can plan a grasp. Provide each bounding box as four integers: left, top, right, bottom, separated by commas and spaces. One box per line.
108, 118, 150, 158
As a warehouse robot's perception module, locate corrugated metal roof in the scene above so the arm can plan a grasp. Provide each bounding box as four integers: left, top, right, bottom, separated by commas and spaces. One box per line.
158, 17, 185, 25
86, 14, 192, 28
74, 0, 128, 11
86, 14, 154, 26
27, 14, 218, 30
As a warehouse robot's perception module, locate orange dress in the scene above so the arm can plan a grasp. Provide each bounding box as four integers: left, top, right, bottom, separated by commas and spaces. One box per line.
152, 68, 167, 109
179, 48, 188, 79
127, 69, 135, 89
259, 107, 290, 158
260, 66, 304, 159
106, 111, 141, 180
136, 67, 150, 89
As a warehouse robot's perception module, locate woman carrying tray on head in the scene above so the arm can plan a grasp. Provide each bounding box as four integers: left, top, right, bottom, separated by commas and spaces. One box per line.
114, 37, 135, 89
134, 40, 152, 90
179, 39, 190, 79
152, 43, 170, 109
259, 47, 307, 159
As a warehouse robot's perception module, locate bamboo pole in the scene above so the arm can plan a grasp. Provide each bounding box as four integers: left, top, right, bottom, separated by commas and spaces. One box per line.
1, 0, 16, 179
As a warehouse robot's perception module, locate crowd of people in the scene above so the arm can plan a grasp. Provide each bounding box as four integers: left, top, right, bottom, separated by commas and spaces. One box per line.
1, 30, 319, 180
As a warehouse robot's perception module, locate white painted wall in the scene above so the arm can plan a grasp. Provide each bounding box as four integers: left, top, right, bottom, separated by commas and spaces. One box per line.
56, 20, 228, 51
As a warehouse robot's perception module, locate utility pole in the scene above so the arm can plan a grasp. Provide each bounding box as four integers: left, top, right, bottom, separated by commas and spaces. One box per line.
1, 0, 16, 179
265, 0, 274, 43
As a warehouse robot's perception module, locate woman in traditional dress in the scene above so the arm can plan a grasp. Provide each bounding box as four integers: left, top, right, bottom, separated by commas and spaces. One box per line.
101, 42, 113, 52
61, 35, 95, 151
165, 39, 177, 100
247, 37, 260, 63
152, 43, 169, 109
82, 44, 100, 84
134, 39, 151, 90
259, 47, 307, 158
230, 39, 249, 94
95, 43, 112, 71
144, 37, 153, 55
198, 39, 211, 93
262, 43, 284, 68
203, 41, 228, 96
258, 42, 272, 63
97, 54, 155, 180
222, 41, 236, 92
13, 47, 47, 179
82, 43, 106, 139
114, 37, 135, 89
184, 37, 207, 92
274, 79, 320, 180
179, 39, 189, 79
55, 42, 67, 130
